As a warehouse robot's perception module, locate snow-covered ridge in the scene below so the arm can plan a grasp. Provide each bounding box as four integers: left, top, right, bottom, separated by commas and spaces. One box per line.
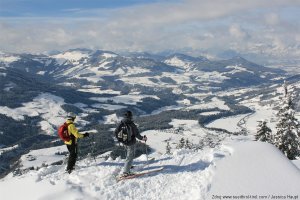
0, 50, 285, 96
52, 51, 89, 62
0, 93, 67, 135
164, 56, 192, 70
101, 52, 118, 58
51, 50, 90, 65
1, 141, 299, 200
0, 144, 221, 200
0, 54, 20, 63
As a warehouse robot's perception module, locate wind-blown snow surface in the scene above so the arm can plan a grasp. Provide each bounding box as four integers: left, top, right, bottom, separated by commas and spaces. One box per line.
0, 140, 299, 200
209, 141, 300, 198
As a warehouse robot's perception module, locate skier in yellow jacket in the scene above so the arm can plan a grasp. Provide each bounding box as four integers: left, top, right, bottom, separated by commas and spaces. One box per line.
65, 112, 89, 174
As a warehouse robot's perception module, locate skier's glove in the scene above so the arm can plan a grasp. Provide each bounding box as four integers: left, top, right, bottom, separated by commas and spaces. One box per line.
84, 133, 90, 137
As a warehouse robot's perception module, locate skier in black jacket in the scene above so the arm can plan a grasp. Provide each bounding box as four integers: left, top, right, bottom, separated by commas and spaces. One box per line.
114, 111, 147, 176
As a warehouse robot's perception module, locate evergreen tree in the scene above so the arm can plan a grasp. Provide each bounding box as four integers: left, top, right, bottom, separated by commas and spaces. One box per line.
206, 137, 216, 148
283, 80, 288, 97
176, 137, 185, 149
255, 121, 272, 143
273, 82, 300, 160
166, 142, 171, 154
185, 138, 192, 149
196, 138, 205, 150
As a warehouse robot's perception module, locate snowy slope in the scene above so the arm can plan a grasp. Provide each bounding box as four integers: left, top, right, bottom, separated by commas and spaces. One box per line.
209, 141, 300, 197
19, 145, 67, 170
0, 92, 93, 136
143, 119, 209, 154
0, 93, 67, 135
1, 138, 299, 200
207, 114, 249, 133
0, 146, 220, 200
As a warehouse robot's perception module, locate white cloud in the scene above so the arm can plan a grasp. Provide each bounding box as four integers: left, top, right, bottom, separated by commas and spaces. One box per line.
229, 24, 248, 39
102, 0, 299, 25
296, 34, 300, 42
264, 13, 280, 26
0, 0, 299, 62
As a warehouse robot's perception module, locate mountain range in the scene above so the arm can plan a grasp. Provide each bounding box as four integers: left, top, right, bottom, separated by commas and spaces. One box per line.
0, 48, 296, 177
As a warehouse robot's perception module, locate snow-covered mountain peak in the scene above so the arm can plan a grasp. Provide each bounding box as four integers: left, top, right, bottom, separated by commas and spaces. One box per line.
166, 53, 208, 63
100, 52, 118, 59
52, 51, 89, 61
164, 56, 191, 68
0, 53, 20, 64
225, 65, 254, 74
164, 53, 209, 70
50, 49, 93, 66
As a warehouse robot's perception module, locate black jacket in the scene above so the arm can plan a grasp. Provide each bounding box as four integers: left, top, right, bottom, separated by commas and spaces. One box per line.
114, 118, 143, 146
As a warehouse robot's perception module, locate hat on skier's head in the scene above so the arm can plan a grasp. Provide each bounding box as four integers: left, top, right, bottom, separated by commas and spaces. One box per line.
67, 112, 76, 120
124, 110, 133, 119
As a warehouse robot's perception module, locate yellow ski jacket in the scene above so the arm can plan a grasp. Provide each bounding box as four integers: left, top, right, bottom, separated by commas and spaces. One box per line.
64, 119, 84, 145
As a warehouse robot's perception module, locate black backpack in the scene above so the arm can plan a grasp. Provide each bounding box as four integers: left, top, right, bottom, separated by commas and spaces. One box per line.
115, 122, 134, 145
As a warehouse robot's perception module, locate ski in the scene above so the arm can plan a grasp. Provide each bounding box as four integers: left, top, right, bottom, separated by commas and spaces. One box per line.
116, 167, 163, 182
131, 157, 155, 170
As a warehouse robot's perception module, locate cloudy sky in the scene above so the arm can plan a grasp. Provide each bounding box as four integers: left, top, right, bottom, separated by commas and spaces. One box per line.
0, 0, 299, 61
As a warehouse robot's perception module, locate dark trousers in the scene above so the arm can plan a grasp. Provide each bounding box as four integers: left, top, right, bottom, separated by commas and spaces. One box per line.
66, 143, 78, 170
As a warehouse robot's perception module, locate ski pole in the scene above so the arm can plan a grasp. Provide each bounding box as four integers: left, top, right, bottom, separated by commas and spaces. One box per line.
91, 133, 96, 163
145, 140, 149, 168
